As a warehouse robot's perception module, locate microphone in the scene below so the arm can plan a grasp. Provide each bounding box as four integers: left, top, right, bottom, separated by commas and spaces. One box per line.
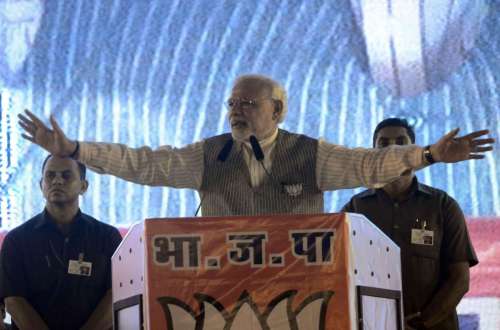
249, 135, 264, 161
217, 138, 234, 162
195, 138, 234, 216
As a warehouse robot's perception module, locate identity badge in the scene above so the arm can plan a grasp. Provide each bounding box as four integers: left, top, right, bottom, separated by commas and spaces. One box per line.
68, 253, 92, 276
411, 229, 434, 246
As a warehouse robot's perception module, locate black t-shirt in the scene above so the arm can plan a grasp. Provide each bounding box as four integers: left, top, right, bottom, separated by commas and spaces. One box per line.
342, 179, 478, 330
0, 209, 122, 330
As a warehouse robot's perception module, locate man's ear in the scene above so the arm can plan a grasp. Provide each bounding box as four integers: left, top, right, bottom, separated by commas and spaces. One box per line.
273, 100, 283, 120
80, 180, 89, 195
39, 180, 43, 190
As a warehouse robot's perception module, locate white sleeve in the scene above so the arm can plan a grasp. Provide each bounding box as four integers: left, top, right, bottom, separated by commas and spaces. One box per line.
316, 139, 425, 191
77, 141, 204, 189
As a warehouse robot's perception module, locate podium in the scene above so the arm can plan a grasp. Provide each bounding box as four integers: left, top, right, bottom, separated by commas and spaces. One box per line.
112, 213, 403, 329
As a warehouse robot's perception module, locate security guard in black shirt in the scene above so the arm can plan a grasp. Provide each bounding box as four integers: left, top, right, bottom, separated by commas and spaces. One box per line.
0, 155, 122, 330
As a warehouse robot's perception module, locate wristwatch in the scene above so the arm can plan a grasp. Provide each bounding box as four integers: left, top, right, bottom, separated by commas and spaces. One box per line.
69, 141, 80, 159
423, 145, 436, 164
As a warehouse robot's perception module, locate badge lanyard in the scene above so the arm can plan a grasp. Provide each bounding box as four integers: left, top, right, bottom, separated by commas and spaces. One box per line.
48, 239, 65, 268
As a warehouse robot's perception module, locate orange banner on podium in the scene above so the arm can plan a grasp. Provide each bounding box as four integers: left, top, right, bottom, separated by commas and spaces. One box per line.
113, 213, 403, 329
144, 213, 349, 329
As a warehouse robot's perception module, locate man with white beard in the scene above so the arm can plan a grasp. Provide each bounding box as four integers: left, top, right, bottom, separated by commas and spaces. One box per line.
18, 75, 494, 216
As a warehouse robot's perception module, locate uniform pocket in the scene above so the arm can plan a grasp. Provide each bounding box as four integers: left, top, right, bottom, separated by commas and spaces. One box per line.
410, 243, 439, 259
409, 245, 440, 293
80, 255, 108, 291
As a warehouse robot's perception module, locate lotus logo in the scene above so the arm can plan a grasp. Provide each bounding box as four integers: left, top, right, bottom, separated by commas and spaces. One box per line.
283, 183, 303, 197
158, 290, 333, 330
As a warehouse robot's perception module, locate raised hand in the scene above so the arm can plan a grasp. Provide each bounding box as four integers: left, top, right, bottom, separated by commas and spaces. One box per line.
430, 128, 495, 163
18, 109, 77, 157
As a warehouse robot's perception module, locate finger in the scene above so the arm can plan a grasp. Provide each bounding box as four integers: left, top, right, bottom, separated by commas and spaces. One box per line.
472, 138, 495, 145
18, 120, 36, 134
21, 133, 35, 142
17, 113, 35, 126
49, 115, 66, 137
473, 146, 493, 153
461, 129, 490, 139
24, 109, 47, 128
443, 128, 460, 141
469, 154, 485, 159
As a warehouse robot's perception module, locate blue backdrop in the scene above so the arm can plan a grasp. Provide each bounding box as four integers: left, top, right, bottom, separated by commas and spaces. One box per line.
0, 0, 498, 228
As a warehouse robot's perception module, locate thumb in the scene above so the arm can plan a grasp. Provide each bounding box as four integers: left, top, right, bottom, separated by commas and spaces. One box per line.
443, 128, 459, 141
49, 115, 66, 138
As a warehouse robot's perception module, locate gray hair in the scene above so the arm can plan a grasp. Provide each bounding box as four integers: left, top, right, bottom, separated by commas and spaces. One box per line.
234, 74, 288, 123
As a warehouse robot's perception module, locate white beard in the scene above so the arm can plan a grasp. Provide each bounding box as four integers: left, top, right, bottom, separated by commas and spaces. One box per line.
231, 127, 251, 142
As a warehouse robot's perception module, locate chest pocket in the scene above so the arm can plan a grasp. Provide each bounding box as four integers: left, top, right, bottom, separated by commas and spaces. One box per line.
79, 255, 108, 291
406, 213, 442, 289
407, 224, 442, 295
410, 238, 440, 259
409, 220, 442, 259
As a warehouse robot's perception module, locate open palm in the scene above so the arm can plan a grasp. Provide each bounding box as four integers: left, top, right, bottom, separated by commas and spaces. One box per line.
18, 110, 76, 156
431, 128, 494, 163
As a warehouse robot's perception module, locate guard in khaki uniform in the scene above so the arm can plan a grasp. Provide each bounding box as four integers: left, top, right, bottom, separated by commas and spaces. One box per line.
342, 118, 478, 330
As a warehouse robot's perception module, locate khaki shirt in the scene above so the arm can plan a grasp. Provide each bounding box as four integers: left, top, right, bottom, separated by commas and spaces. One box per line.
342, 178, 478, 330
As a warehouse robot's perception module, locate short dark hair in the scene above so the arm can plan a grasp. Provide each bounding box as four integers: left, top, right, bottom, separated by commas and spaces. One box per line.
373, 118, 416, 146
41, 155, 87, 180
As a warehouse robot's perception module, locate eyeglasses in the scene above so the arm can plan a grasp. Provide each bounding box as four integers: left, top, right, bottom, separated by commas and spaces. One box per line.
225, 98, 274, 110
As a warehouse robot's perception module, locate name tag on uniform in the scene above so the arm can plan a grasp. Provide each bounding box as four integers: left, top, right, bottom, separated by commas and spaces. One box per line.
411, 229, 434, 246
68, 259, 92, 276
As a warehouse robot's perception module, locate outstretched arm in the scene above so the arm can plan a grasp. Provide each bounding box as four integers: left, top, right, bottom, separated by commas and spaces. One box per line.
317, 128, 494, 190
18, 110, 203, 189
